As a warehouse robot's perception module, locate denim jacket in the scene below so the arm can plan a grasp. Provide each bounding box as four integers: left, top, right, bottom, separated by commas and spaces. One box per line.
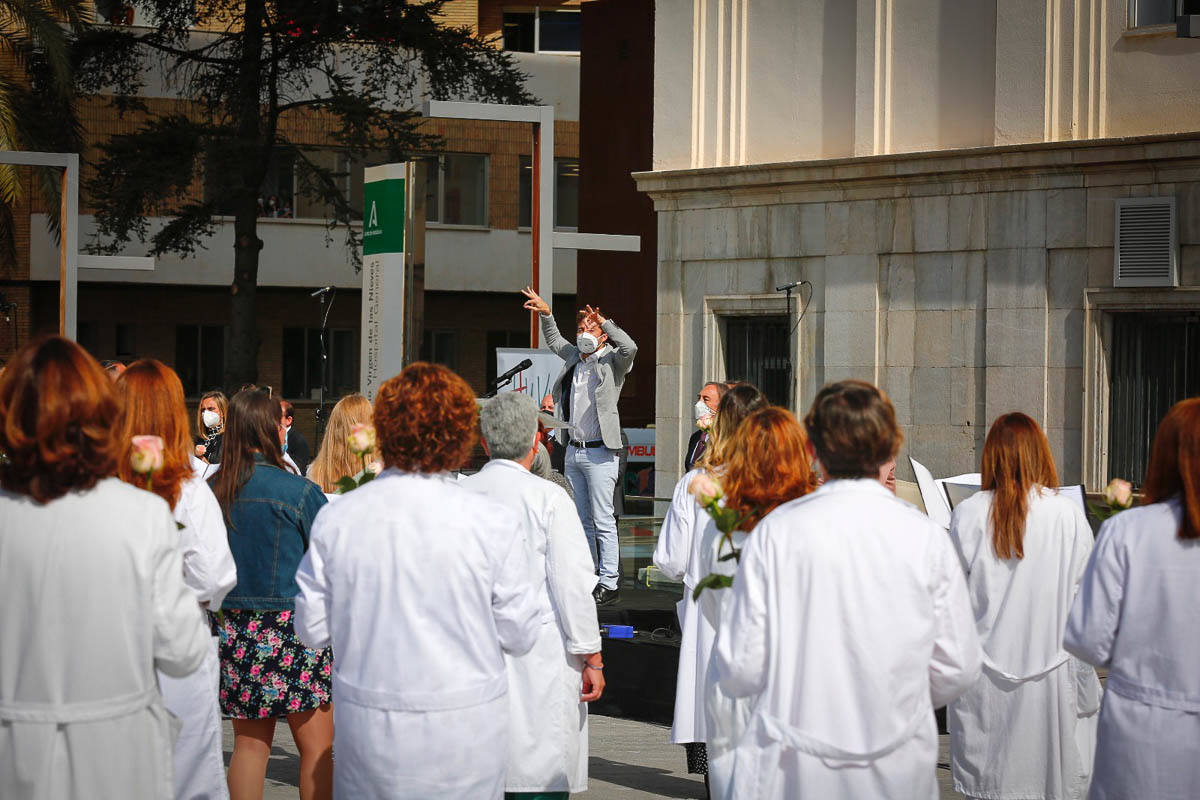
217, 456, 327, 610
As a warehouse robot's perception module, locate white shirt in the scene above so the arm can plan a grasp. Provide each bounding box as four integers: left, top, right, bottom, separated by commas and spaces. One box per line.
712, 479, 981, 799
569, 346, 608, 443
293, 469, 542, 798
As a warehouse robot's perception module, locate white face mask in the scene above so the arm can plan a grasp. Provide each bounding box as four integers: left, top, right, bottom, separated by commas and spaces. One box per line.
202, 409, 221, 430
694, 399, 712, 420
576, 332, 599, 355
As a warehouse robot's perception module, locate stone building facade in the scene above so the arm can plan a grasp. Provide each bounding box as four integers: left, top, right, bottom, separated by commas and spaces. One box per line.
638, 0, 1200, 496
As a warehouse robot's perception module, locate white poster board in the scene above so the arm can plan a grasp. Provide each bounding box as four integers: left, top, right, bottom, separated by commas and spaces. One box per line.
360, 162, 409, 401
495, 348, 564, 403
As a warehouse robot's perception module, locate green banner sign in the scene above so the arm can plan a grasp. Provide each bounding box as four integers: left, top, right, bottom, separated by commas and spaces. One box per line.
363, 176, 406, 256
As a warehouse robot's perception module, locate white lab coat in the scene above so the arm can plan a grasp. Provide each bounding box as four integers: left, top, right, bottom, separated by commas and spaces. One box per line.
712, 479, 982, 799
462, 459, 601, 793
651, 467, 713, 744
1065, 497, 1200, 800
157, 473, 238, 800
948, 488, 1099, 800
0, 478, 211, 800
699, 527, 750, 799
293, 469, 543, 800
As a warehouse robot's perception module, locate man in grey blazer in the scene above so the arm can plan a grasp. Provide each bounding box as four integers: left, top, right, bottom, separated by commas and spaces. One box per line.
522, 286, 637, 605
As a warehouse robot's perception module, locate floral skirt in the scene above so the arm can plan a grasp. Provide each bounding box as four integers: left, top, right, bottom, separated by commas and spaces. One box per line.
216, 609, 332, 719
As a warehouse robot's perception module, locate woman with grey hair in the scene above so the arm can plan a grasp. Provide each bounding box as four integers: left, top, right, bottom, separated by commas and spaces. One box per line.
464, 391, 604, 799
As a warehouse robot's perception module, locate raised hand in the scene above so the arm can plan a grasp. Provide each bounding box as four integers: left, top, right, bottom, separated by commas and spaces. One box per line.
581, 304, 607, 327
522, 285, 550, 315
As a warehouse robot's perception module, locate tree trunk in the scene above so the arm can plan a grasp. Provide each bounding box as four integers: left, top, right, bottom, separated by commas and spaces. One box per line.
227, 202, 262, 389
225, 0, 266, 391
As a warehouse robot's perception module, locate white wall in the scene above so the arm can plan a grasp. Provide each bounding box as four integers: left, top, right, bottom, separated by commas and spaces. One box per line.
30, 214, 577, 295
652, 0, 1200, 170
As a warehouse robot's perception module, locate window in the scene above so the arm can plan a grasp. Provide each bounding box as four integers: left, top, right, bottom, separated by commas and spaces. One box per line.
282, 327, 359, 400
294, 150, 352, 220
1129, 0, 1175, 26
425, 153, 488, 227
1107, 312, 1200, 483
518, 156, 580, 229
205, 147, 295, 217
486, 330, 528, 385
502, 9, 581, 54
115, 323, 136, 360
421, 329, 459, 370
176, 325, 226, 397
724, 316, 792, 408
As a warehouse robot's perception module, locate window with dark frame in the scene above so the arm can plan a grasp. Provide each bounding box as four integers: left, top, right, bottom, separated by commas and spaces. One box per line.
1107, 312, 1200, 485
501, 8, 580, 53
486, 330, 529, 385
175, 324, 226, 397
421, 329, 459, 370
425, 153, 488, 227
1129, 0, 1176, 26
518, 156, 580, 229
282, 327, 359, 400
723, 316, 792, 408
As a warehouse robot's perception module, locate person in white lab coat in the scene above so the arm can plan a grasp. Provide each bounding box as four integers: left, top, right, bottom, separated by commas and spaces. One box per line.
1066, 397, 1200, 800
712, 379, 982, 799
116, 360, 239, 800
0, 336, 211, 800
652, 384, 767, 783
294, 363, 543, 799
463, 391, 604, 798
697, 406, 818, 798
947, 412, 1098, 800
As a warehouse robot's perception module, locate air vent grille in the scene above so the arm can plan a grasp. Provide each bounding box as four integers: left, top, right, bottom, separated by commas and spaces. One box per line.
1114, 197, 1177, 288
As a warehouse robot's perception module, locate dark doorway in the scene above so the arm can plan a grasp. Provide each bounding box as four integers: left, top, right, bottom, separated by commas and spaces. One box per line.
1108, 312, 1200, 484
724, 315, 793, 408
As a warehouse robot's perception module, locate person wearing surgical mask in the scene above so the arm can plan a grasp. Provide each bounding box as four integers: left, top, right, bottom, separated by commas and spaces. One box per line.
194, 390, 227, 468
522, 286, 638, 606
684, 382, 729, 472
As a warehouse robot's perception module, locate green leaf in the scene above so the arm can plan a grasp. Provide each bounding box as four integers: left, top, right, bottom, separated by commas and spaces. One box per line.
335, 476, 358, 494
692, 573, 734, 600
359, 471, 376, 485
176, 521, 186, 530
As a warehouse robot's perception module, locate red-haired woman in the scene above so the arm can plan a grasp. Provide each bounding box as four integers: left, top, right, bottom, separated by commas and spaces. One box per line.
1066, 398, 1200, 800
0, 336, 210, 800
652, 383, 768, 783
947, 413, 1098, 800
115, 360, 237, 800
294, 363, 542, 799
703, 406, 818, 797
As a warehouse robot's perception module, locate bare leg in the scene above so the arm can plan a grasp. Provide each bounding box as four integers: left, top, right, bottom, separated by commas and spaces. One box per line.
287, 703, 334, 800
228, 718, 277, 800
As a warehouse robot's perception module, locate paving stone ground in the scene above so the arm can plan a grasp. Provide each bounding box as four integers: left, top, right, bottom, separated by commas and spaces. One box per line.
222, 714, 964, 798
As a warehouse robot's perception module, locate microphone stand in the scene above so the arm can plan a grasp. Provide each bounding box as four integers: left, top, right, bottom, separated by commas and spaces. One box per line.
481, 374, 516, 399
315, 287, 336, 444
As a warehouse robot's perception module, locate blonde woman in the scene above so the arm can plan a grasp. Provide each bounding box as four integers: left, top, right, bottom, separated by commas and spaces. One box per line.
194, 390, 227, 465
307, 393, 374, 493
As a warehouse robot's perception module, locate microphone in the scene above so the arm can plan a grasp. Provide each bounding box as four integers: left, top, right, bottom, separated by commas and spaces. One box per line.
775, 280, 803, 292
311, 285, 334, 297
493, 358, 533, 386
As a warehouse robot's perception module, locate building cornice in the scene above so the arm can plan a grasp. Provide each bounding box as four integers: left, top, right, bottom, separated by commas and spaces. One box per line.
633, 132, 1200, 210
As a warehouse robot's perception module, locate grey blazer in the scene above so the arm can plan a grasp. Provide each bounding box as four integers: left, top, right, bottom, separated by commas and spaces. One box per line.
541, 312, 637, 451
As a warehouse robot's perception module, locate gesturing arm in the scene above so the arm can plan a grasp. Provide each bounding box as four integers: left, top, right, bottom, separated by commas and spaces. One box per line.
1064, 521, 1125, 668
523, 286, 575, 360
600, 318, 637, 374
653, 471, 697, 583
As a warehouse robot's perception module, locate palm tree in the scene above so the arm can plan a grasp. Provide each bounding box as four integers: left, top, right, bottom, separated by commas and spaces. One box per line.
0, 0, 91, 252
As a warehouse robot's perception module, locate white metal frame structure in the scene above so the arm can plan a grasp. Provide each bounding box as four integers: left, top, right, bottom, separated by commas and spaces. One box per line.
0, 151, 78, 338
424, 101, 640, 347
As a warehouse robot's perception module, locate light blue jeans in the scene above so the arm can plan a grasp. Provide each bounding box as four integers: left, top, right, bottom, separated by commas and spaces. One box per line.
565, 444, 621, 590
